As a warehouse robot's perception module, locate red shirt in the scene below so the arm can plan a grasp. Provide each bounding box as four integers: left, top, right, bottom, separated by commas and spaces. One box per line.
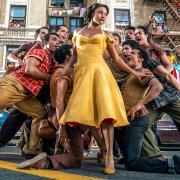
11, 48, 53, 96
147, 43, 165, 63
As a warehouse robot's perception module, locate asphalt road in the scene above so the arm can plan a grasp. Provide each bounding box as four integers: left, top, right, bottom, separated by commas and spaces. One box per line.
0, 146, 180, 180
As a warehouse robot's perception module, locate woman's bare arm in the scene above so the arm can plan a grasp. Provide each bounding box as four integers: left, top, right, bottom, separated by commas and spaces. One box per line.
106, 33, 145, 82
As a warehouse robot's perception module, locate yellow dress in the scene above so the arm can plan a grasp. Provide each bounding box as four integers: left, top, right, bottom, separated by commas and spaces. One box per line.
60, 31, 129, 128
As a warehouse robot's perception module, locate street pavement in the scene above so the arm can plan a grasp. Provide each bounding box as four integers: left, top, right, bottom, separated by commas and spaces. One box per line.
0, 146, 180, 180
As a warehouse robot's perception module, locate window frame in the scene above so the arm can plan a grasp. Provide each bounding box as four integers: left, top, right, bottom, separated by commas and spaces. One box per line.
154, 10, 166, 24
114, 9, 131, 27
70, 0, 84, 7
69, 17, 84, 33
49, 0, 64, 7
6, 45, 20, 68
49, 16, 64, 31
9, 5, 26, 28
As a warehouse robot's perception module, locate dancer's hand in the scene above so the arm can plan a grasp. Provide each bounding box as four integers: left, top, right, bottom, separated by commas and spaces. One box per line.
58, 124, 68, 145
48, 114, 59, 130
127, 102, 149, 120
58, 124, 72, 152
134, 70, 154, 85
55, 65, 73, 81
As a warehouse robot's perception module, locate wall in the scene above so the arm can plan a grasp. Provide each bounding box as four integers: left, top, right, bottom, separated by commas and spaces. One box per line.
0, 0, 7, 25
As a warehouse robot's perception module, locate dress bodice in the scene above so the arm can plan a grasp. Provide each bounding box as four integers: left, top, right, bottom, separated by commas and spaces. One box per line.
73, 32, 114, 65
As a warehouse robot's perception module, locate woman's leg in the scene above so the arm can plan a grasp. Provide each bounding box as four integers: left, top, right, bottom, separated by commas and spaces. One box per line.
101, 121, 114, 173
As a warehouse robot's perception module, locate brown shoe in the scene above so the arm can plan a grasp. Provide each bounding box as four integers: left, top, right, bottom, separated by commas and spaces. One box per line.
16, 152, 49, 169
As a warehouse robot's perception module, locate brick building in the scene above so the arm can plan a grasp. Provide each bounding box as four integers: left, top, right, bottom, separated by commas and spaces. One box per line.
97, 0, 179, 58
97, 0, 179, 33
0, 0, 179, 77
134, 0, 179, 59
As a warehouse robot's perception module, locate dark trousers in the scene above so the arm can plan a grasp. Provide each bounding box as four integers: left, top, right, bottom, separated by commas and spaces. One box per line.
48, 126, 84, 169
114, 128, 124, 157
113, 139, 120, 157
0, 85, 49, 147
120, 115, 169, 173
0, 109, 27, 147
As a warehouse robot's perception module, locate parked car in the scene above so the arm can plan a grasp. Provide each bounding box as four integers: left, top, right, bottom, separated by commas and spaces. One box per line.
0, 110, 9, 128
156, 115, 180, 147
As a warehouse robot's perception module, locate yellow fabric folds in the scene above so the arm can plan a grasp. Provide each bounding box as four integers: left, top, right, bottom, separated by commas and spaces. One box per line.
60, 33, 129, 128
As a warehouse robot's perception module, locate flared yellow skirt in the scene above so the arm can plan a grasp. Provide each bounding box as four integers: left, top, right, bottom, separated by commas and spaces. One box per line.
60, 61, 129, 128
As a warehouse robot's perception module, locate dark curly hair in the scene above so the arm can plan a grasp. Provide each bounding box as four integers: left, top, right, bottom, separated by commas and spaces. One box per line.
122, 40, 149, 68
136, 25, 149, 35
35, 26, 49, 39
112, 32, 121, 43
43, 32, 59, 42
86, 3, 109, 22
125, 25, 136, 32
54, 44, 73, 64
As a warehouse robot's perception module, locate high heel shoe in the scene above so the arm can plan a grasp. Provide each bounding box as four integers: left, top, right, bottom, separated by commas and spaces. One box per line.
104, 167, 116, 175
103, 156, 116, 175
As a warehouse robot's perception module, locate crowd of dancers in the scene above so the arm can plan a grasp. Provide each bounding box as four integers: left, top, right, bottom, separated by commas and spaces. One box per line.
0, 3, 180, 175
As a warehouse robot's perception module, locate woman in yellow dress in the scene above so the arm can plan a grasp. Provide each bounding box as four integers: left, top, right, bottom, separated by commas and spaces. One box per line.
61, 3, 145, 175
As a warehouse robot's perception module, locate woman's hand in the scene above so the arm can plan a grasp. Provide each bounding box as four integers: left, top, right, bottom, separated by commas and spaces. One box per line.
61, 65, 73, 76
133, 70, 154, 85
55, 65, 72, 82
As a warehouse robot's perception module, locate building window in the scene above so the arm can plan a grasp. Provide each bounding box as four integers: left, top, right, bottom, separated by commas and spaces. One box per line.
154, 11, 166, 24
114, 9, 130, 27
50, 0, 64, 7
9, 5, 26, 28
70, 0, 84, 7
70, 17, 84, 33
6, 45, 20, 69
49, 16, 64, 31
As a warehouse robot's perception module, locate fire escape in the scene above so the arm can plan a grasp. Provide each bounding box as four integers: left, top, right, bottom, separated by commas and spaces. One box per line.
162, 0, 180, 23
147, 0, 180, 56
